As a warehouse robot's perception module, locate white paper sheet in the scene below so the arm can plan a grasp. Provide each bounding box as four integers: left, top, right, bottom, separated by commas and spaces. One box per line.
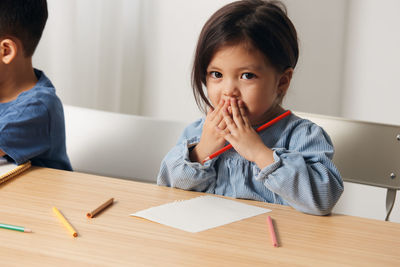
130, 195, 271, 233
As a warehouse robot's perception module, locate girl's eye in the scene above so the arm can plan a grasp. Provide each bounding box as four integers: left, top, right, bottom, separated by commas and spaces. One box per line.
241, 73, 256, 80
210, 71, 222, 79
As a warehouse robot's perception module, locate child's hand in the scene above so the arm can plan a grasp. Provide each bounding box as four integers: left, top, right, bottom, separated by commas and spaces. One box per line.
218, 98, 274, 169
189, 99, 229, 163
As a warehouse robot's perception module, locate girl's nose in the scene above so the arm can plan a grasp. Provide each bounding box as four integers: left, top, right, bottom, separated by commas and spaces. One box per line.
223, 81, 239, 97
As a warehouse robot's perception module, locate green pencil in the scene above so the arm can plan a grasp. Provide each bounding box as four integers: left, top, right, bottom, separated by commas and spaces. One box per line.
0, 223, 32, 233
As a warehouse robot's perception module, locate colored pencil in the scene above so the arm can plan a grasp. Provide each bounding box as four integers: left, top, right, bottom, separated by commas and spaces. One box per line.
52, 207, 78, 237
267, 216, 278, 247
0, 223, 32, 233
86, 198, 114, 218
202, 110, 292, 163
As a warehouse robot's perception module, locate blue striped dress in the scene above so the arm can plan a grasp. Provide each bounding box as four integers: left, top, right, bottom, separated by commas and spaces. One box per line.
157, 113, 343, 215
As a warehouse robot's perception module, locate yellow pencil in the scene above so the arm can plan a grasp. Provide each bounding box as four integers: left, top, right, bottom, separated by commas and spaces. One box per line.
52, 207, 78, 237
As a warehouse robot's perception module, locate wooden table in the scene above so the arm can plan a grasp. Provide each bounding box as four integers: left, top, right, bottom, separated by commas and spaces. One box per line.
1, 167, 399, 266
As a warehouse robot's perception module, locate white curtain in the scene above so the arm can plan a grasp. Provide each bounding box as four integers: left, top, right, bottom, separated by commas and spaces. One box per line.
33, 0, 144, 114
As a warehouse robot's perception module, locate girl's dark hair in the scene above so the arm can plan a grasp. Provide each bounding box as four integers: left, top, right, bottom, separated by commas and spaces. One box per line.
191, 0, 299, 113
0, 0, 48, 57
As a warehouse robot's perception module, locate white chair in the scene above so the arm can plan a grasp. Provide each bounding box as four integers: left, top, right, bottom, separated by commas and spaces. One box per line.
295, 111, 400, 222
64, 105, 187, 183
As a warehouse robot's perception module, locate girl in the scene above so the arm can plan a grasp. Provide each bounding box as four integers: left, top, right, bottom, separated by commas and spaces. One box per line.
157, 0, 343, 215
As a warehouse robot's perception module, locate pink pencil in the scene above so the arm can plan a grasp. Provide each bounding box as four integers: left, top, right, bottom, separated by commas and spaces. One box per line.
267, 216, 278, 247
202, 110, 292, 163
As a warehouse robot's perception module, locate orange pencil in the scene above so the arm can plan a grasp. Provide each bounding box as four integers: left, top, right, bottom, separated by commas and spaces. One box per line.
267, 216, 278, 247
202, 110, 292, 163
86, 198, 114, 218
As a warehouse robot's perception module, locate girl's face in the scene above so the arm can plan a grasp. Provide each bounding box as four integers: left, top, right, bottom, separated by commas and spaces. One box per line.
206, 43, 291, 125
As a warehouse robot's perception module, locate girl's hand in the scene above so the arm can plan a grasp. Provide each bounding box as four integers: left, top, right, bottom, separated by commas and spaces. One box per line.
218, 98, 275, 169
190, 99, 229, 163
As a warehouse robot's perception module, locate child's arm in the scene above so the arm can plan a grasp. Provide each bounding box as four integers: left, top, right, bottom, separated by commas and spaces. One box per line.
255, 123, 343, 215
157, 119, 219, 193
0, 149, 5, 157
0, 101, 51, 165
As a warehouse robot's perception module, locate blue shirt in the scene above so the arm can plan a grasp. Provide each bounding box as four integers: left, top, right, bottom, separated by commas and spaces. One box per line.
157, 113, 343, 215
0, 69, 72, 171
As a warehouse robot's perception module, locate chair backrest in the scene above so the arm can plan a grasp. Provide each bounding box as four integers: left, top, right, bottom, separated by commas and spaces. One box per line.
295, 111, 400, 189
295, 111, 400, 220
64, 105, 187, 183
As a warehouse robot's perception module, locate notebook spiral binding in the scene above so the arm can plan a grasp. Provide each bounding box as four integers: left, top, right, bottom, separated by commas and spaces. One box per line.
0, 161, 31, 185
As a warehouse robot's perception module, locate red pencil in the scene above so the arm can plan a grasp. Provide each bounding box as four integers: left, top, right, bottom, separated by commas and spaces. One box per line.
202, 110, 292, 163
267, 216, 278, 247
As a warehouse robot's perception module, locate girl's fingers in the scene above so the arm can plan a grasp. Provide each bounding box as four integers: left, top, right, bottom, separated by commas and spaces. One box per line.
238, 100, 251, 127
208, 99, 224, 121
215, 125, 230, 137
212, 100, 230, 125
230, 98, 245, 128
222, 107, 237, 132
222, 132, 234, 144
206, 106, 214, 118
238, 99, 246, 115
217, 119, 227, 130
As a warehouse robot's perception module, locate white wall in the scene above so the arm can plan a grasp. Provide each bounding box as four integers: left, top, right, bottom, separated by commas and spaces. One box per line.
283, 0, 348, 117
333, 182, 400, 223
342, 0, 400, 125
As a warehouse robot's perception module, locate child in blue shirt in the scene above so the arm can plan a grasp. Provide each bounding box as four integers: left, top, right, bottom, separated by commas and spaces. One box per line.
157, 0, 343, 215
0, 0, 72, 171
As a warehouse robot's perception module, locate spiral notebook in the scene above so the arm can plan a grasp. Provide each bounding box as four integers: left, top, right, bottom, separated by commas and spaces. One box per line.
0, 158, 31, 185
130, 195, 271, 233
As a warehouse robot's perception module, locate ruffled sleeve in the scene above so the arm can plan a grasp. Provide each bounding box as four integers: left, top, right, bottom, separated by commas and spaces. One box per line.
157, 118, 218, 193
256, 121, 343, 215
